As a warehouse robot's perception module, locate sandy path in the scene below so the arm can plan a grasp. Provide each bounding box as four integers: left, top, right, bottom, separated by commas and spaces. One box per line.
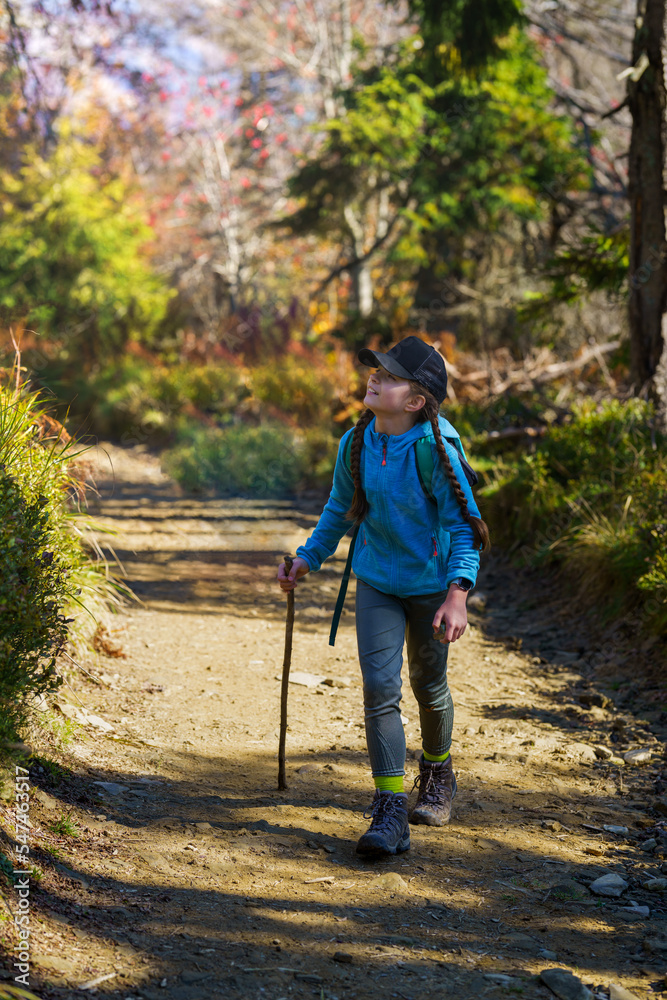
6, 444, 667, 1000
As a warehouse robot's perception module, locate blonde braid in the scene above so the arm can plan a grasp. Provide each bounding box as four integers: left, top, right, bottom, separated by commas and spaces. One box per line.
418, 388, 490, 552
346, 408, 374, 525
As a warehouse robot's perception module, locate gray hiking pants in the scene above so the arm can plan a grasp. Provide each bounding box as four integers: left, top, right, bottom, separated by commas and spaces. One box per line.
355, 579, 454, 777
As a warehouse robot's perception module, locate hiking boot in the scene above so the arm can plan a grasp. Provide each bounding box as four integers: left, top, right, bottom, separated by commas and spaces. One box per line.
409, 755, 457, 826
356, 791, 410, 857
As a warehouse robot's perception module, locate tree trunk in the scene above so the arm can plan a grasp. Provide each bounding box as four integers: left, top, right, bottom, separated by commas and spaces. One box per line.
351, 261, 374, 317
627, 0, 667, 428
343, 203, 373, 317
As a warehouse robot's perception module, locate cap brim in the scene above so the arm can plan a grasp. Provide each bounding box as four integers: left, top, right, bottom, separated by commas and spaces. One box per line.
357, 348, 413, 380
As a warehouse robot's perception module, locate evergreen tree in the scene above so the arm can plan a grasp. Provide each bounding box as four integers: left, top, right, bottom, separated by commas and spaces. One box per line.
280, 7, 588, 332
405, 0, 525, 71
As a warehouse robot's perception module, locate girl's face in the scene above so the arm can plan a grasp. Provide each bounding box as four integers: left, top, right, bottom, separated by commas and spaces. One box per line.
364, 367, 420, 416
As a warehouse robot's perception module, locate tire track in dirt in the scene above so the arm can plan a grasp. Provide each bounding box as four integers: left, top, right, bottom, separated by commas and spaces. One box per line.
12, 444, 667, 1000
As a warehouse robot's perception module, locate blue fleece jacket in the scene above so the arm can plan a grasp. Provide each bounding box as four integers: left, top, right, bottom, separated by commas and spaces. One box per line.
296, 414, 481, 597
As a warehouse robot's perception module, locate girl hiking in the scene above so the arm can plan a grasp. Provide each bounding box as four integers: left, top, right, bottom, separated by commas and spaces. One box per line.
277, 336, 489, 857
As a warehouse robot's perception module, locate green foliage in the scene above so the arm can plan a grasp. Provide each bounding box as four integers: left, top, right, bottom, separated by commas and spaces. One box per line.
0, 850, 15, 884
284, 27, 588, 292
299, 426, 341, 485
519, 229, 630, 320
0, 398, 72, 740
0, 382, 118, 742
446, 392, 555, 441
251, 356, 339, 423
163, 417, 341, 497
41, 844, 64, 860
167, 365, 250, 416
49, 812, 80, 838
79, 350, 349, 494
61, 352, 351, 469
481, 399, 667, 632
0, 122, 173, 364
0, 984, 45, 1000
406, 0, 525, 71
76, 357, 249, 442
163, 422, 307, 497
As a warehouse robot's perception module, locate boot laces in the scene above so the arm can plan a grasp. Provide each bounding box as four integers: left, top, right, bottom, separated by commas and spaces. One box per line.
363, 793, 404, 835
412, 766, 448, 806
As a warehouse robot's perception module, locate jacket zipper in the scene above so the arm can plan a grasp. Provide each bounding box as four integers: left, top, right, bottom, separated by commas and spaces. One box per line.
432, 535, 438, 557
378, 433, 395, 591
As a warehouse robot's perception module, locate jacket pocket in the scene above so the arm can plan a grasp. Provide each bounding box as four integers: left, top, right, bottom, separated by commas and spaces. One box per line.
355, 528, 367, 567
431, 532, 449, 582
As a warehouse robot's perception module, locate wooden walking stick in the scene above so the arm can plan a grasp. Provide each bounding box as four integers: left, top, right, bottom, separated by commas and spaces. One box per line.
278, 555, 295, 790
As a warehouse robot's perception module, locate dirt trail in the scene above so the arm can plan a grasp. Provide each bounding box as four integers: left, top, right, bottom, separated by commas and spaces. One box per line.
6, 444, 667, 1000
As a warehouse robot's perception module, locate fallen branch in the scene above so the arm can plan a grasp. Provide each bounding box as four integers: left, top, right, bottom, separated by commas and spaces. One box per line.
451, 340, 621, 398
531, 339, 621, 385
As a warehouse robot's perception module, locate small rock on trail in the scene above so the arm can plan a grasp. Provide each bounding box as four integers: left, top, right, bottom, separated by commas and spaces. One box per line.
368, 872, 409, 891
540, 968, 593, 1000
589, 873, 628, 897
623, 748, 653, 765
92, 780, 129, 795
643, 931, 667, 954
609, 984, 642, 1000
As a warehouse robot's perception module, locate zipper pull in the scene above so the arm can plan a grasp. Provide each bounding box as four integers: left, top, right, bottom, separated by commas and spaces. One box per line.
432, 536, 438, 557
381, 435, 387, 466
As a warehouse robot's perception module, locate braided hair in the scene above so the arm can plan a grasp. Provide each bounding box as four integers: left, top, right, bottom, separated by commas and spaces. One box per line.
346, 407, 374, 524
346, 385, 490, 553
416, 383, 490, 552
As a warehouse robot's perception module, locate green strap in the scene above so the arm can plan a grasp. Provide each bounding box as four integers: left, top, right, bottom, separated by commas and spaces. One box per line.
343, 432, 354, 469
414, 437, 436, 503
329, 523, 359, 647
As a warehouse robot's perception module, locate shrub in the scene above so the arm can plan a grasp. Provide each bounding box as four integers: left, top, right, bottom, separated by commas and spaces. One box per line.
69, 358, 249, 442
0, 383, 119, 742
297, 426, 340, 486
162, 421, 307, 497
481, 399, 667, 633
251, 355, 339, 423
168, 365, 249, 416
47, 348, 355, 460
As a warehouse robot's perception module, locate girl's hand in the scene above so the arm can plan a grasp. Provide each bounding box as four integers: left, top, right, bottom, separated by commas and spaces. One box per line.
432, 587, 468, 644
277, 557, 310, 592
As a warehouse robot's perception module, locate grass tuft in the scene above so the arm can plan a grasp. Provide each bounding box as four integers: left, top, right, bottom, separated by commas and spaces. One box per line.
480, 398, 667, 635
0, 372, 126, 742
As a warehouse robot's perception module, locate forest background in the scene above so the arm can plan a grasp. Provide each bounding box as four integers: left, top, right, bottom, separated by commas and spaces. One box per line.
0, 0, 666, 740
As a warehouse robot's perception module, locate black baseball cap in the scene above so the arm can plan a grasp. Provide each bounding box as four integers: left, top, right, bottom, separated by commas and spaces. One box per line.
358, 336, 448, 404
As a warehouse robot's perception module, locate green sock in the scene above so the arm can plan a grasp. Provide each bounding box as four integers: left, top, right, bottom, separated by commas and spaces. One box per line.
423, 750, 450, 762
374, 775, 404, 793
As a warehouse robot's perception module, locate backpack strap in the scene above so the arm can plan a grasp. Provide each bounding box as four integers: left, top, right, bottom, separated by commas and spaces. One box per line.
414, 437, 436, 503
328, 523, 359, 647
343, 431, 354, 472
413, 434, 479, 502
331, 432, 358, 647
443, 436, 479, 489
